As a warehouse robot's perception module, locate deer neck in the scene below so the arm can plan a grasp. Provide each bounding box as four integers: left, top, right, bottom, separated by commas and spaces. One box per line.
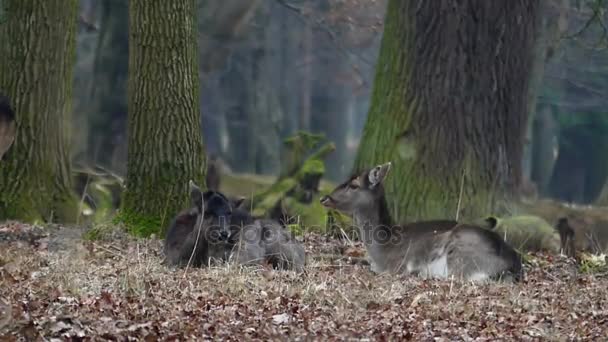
352, 194, 394, 248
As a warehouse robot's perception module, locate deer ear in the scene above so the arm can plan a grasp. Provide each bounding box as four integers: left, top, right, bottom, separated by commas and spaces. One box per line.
484, 216, 498, 229
232, 197, 246, 209
368, 162, 392, 187
189, 180, 203, 212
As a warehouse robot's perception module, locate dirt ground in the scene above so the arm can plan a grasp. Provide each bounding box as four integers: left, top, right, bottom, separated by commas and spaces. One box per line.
1, 221, 607, 341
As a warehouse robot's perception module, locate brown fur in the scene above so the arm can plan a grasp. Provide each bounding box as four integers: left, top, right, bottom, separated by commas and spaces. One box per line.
555, 216, 608, 257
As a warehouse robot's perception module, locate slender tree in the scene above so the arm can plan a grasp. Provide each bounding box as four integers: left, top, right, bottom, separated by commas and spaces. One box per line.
88, 0, 129, 172
0, 0, 79, 222
354, 0, 540, 222
121, 0, 205, 236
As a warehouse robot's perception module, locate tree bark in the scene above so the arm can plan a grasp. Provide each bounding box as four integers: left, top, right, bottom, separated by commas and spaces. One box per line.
122, 0, 205, 236
0, 0, 79, 222
354, 0, 539, 222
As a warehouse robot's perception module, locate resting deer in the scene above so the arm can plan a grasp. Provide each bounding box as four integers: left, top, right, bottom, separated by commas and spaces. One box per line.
320, 162, 523, 282
165, 181, 305, 271
164, 181, 234, 267
257, 219, 306, 271
555, 216, 608, 258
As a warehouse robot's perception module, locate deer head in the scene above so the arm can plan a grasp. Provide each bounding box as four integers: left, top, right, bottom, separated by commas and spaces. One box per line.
320, 162, 391, 215
555, 217, 576, 257
189, 180, 232, 243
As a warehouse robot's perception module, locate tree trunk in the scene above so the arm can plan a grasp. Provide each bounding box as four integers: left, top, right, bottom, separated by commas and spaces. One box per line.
88, 0, 129, 172
549, 122, 608, 204
522, 0, 550, 182
299, 24, 313, 131
122, 0, 205, 236
354, 0, 539, 222
530, 104, 557, 195
0, 0, 79, 222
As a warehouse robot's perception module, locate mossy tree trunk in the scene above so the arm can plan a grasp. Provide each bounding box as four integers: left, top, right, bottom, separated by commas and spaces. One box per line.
0, 0, 79, 222
354, 0, 540, 223
122, 0, 205, 236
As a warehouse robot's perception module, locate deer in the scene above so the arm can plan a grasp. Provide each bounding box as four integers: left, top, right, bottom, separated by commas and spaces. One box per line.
320, 162, 523, 282
0, 93, 16, 160
164, 180, 305, 271
555, 216, 608, 258
257, 219, 306, 271
164, 181, 234, 267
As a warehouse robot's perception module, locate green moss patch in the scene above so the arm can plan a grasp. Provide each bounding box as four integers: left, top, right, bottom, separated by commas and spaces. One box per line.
477, 215, 560, 253
113, 210, 162, 238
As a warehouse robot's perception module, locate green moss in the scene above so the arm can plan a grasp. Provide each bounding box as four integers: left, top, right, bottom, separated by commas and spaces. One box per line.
578, 253, 607, 274
281, 196, 331, 233
252, 178, 297, 215
296, 159, 324, 179
477, 215, 560, 253
0, 195, 42, 222
220, 172, 276, 197
287, 223, 304, 237
283, 131, 325, 150
52, 193, 80, 223
0, 182, 78, 224
88, 182, 115, 222
113, 210, 161, 237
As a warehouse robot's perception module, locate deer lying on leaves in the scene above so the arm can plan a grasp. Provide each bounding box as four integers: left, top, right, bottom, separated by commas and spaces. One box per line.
164, 181, 233, 267
555, 216, 608, 258
164, 181, 305, 271
320, 162, 523, 282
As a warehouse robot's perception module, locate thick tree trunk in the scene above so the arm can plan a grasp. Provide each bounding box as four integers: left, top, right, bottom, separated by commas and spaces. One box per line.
354, 0, 539, 222
88, 0, 129, 172
0, 0, 79, 222
122, 0, 205, 236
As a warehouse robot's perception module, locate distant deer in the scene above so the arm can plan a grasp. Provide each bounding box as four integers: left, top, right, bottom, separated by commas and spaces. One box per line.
0, 93, 16, 160
555, 216, 608, 258
555, 217, 576, 258
320, 162, 523, 282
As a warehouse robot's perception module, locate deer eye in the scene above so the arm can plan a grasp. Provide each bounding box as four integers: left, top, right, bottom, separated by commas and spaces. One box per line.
348, 183, 359, 190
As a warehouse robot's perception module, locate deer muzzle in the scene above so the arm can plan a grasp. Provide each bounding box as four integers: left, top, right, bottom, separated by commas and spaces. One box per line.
319, 195, 335, 208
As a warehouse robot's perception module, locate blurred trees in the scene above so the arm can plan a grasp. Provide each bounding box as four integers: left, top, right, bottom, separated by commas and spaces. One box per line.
120, 0, 205, 236
354, 0, 540, 222
530, 0, 608, 204
0, 0, 79, 222
87, 0, 128, 172
67, 0, 608, 212
195, 0, 385, 179
74, 0, 385, 182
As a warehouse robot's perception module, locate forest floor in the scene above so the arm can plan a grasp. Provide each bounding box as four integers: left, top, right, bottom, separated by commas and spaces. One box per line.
1, 221, 607, 341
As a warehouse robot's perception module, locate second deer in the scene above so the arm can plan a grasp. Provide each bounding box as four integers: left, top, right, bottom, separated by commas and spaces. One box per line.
320, 162, 523, 282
